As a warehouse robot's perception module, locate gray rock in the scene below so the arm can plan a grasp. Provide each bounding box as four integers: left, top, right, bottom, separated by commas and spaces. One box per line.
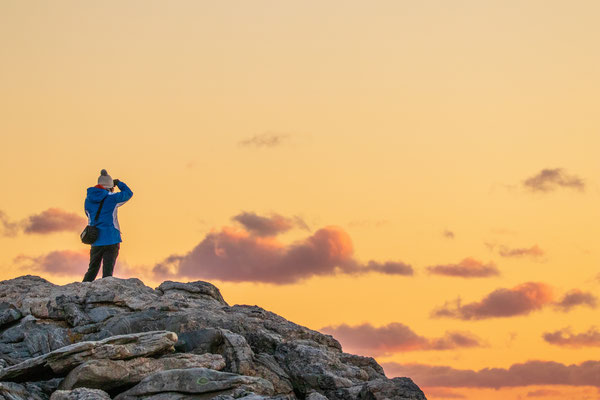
306, 392, 329, 400
60, 352, 226, 391
358, 377, 426, 400
157, 281, 228, 306
253, 353, 294, 395
0, 276, 425, 400
0, 381, 46, 400
0, 378, 60, 400
113, 368, 274, 400
50, 388, 111, 400
0, 331, 177, 382
0, 303, 22, 328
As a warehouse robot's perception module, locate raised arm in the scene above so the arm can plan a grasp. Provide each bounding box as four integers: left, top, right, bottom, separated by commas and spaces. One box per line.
112, 181, 133, 203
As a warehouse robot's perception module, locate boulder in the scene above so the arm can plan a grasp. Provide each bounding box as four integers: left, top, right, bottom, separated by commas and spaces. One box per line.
50, 388, 111, 400
0, 331, 177, 382
59, 353, 226, 391
0, 303, 22, 328
357, 377, 426, 400
0, 381, 46, 400
0, 378, 60, 400
113, 368, 274, 400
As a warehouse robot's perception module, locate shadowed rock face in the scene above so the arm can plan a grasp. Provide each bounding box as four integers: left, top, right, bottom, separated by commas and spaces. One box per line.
0, 276, 427, 400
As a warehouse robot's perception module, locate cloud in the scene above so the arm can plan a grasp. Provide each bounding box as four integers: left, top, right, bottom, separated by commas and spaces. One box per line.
14, 249, 90, 276
383, 360, 600, 388
498, 244, 544, 258
238, 132, 290, 148
151, 222, 414, 284
362, 261, 413, 275
320, 323, 482, 356
0, 210, 20, 237
553, 290, 598, 312
1, 208, 85, 237
523, 168, 585, 193
232, 212, 308, 237
442, 230, 455, 239
426, 258, 499, 278
543, 327, 600, 348
13, 249, 136, 279
431, 282, 554, 320
23, 208, 86, 234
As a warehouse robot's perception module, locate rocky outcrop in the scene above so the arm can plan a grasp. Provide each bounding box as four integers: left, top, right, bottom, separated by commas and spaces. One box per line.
0, 331, 177, 382
0, 275, 426, 399
51, 388, 112, 400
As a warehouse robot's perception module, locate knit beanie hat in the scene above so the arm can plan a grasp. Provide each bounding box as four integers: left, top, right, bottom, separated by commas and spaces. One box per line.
97, 169, 114, 189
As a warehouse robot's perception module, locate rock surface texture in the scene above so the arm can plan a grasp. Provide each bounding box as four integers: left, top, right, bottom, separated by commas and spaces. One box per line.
0, 276, 427, 399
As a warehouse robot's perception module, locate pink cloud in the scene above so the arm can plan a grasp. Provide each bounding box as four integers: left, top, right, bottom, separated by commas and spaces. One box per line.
13, 249, 134, 278
23, 208, 86, 234
14, 250, 90, 276
152, 224, 413, 284
383, 360, 600, 388
431, 282, 554, 320
426, 258, 499, 278
553, 289, 598, 312
543, 327, 600, 348
523, 168, 585, 192
498, 244, 544, 258
232, 211, 303, 237
320, 323, 482, 356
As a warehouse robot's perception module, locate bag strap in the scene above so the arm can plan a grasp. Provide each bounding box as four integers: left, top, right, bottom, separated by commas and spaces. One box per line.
92, 197, 107, 225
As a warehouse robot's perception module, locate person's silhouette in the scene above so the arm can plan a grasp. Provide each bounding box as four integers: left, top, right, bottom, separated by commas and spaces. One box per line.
82, 169, 133, 282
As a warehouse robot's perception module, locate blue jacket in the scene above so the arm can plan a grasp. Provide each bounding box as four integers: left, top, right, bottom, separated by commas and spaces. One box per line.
84, 181, 133, 246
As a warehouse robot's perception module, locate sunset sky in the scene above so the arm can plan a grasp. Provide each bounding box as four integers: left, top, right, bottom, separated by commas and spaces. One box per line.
1, 1, 599, 399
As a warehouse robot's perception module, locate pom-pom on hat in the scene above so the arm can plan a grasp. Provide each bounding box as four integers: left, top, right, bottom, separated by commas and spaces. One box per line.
97, 169, 114, 189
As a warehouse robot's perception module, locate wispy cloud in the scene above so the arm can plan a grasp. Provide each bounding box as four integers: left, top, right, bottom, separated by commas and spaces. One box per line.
0, 208, 85, 236
0, 210, 20, 237
14, 250, 90, 276
543, 327, 600, 348
523, 168, 585, 193
13, 249, 135, 278
383, 360, 600, 388
238, 132, 290, 148
498, 244, 544, 258
442, 230, 455, 239
431, 282, 554, 320
23, 208, 86, 234
426, 258, 499, 278
553, 289, 597, 312
151, 213, 413, 284
232, 211, 308, 237
320, 323, 483, 356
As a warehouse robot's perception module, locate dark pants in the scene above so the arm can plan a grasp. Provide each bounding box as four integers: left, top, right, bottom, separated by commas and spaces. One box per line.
83, 243, 120, 282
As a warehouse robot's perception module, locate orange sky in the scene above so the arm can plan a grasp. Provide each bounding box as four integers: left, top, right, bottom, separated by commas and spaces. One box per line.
1, 2, 599, 399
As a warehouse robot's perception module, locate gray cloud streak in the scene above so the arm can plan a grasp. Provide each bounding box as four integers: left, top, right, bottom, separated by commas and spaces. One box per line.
523, 168, 585, 193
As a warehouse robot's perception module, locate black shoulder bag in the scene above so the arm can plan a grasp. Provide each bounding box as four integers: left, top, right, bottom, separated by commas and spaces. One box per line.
80, 197, 106, 245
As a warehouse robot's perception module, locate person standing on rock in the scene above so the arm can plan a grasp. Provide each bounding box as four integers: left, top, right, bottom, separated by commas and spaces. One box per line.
82, 169, 133, 282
